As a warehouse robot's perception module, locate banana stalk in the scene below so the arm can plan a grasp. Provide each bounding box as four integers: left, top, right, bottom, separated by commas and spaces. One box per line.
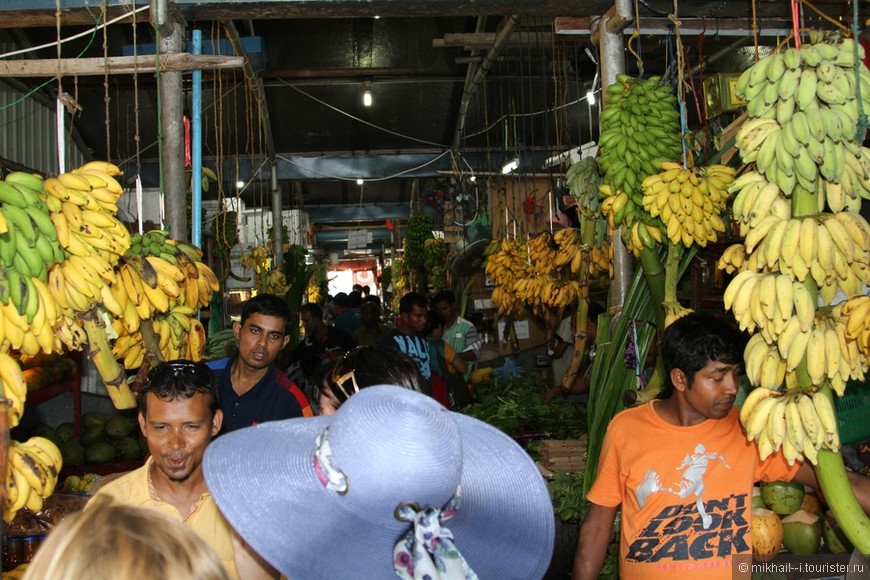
140, 321, 164, 362
663, 242, 684, 306
815, 385, 870, 552
637, 245, 666, 330
80, 311, 136, 409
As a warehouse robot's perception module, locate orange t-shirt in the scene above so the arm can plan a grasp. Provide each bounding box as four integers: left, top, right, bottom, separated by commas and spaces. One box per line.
587, 401, 799, 579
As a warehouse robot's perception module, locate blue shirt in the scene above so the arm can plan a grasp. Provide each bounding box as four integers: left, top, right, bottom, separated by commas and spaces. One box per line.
208, 356, 312, 435
380, 329, 432, 380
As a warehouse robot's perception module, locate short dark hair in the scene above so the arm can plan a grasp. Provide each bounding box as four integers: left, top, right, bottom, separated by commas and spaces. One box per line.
432, 289, 456, 306
348, 291, 362, 308
241, 294, 292, 331
399, 292, 428, 314
323, 346, 428, 409
332, 293, 350, 308
300, 302, 324, 320
138, 361, 219, 418
660, 313, 746, 396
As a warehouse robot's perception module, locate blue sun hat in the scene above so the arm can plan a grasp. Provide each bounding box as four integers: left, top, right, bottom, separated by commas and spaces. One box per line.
203, 385, 555, 579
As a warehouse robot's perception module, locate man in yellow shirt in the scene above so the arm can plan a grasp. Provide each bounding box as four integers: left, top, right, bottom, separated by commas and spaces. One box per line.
92, 360, 274, 580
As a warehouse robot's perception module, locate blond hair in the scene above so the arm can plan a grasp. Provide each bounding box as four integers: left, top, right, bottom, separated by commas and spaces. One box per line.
24, 496, 230, 580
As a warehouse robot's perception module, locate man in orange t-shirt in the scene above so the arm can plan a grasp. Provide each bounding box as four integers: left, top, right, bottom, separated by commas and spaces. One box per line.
573, 313, 870, 580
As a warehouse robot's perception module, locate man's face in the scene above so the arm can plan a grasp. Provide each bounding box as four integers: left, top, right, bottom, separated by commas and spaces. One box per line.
299, 310, 323, 339
434, 300, 455, 325
361, 304, 380, 327
234, 312, 290, 370
139, 392, 222, 484
401, 304, 429, 336
676, 359, 741, 421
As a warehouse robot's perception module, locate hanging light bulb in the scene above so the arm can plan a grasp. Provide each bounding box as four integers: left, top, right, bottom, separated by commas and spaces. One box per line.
501, 158, 520, 175
356, 178, 364, 185
362, 81, 373, 107
586, 89, 596, 106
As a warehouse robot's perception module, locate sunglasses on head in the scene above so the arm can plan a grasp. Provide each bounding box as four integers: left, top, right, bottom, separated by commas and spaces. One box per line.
146, 360, 214, 389
328, 346, 369, 400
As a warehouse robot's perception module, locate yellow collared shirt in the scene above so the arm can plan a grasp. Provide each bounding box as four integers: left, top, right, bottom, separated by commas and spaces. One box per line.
90, 457, 239, 579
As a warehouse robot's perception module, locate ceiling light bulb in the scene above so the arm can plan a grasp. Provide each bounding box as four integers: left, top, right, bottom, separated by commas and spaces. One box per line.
363, 82, 372, 107
586, 90, 596, 105
235, 180, 245, 189
469, 175, 476, 182
501, 158, 519, 175
356, 178, 364, 185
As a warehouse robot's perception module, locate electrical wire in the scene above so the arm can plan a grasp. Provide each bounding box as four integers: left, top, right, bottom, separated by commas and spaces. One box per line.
280, 82, 449, 148
465, 91, 598, 140
0, 4, 150, 60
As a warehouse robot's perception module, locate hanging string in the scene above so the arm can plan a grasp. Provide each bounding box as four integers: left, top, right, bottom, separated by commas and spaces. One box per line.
102, 1, 110, 160
626, 0, 644, 76
669, 0, 690, 168
750, 0, 760, 62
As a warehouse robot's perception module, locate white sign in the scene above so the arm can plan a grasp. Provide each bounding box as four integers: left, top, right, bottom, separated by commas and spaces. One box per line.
347, 230, 371, 249
497, 319, 530, 340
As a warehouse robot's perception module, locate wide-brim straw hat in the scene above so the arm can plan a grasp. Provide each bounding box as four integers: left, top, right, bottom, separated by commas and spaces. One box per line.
204, 385, 555, 579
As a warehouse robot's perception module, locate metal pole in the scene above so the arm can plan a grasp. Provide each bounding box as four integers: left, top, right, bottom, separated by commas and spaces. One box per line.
192, 28, 203, 248
271, 164, 283, 269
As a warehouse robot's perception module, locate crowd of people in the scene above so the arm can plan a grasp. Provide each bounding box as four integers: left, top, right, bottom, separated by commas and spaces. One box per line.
23, 291, 870, 580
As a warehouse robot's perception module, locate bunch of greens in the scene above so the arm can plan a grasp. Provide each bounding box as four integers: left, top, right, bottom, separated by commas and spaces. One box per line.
462, 374, 586, 441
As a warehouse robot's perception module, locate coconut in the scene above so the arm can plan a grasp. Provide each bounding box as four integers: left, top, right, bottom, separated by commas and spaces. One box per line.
822, 512, 854, 554
751, 486, 766, 509
799, 488, 820, 516
760, 480, 804, 515
781, 509, 822, 555
751, 508, 783, 560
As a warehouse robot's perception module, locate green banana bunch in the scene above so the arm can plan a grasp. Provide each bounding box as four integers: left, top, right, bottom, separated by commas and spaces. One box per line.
734, 36, 870, 208
597, 74, 682, 202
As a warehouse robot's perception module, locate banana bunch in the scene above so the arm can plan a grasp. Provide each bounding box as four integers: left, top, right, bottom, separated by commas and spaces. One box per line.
0, 172, 64, 286
485, 238, 533, 317
0, 173, 65, 356
565, 157, 608, 247
598, 74, 682, 200
640, 161, 734, 248
734, 37, 870, 207
0, 351, 27, 428
553, 228, 587, 274
4, 436, 63, 522
424, 237, 448, 291
112, 304, 208, 367
43, 163, 130, 263
832, 296, 870, 379
739, 386, 840, 465
202, 328, 238, 361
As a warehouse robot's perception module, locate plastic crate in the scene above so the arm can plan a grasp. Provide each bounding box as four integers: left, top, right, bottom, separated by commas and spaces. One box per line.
835, 378, 870, 445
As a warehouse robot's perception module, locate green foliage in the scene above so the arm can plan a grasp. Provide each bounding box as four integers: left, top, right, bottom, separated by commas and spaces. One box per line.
461, 374, 587, 439
548, 471, 585, 523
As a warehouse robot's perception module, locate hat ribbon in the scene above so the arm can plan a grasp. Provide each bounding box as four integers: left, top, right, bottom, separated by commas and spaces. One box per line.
312, 427, 348, 494
392, 487, 479, 580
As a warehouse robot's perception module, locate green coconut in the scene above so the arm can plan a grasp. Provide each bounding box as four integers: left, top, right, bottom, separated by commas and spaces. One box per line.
752, 486, 766, 509
822, 512, 854, 554
781, 509, 822, 555
761, 480, 804, 515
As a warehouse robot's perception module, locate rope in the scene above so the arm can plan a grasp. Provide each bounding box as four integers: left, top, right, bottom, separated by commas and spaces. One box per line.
668, 0, 690, 167
102, 1, 110, 161
751, 0, 760, 62
626, 0, 644, 77
851, 0, 869, 141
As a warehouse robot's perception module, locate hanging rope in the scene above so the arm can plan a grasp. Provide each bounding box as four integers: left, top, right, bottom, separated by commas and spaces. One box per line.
102, 1, 110, 159
668, 0, 690, 167
626, 0, 644, 76
750, 0, 760, 62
